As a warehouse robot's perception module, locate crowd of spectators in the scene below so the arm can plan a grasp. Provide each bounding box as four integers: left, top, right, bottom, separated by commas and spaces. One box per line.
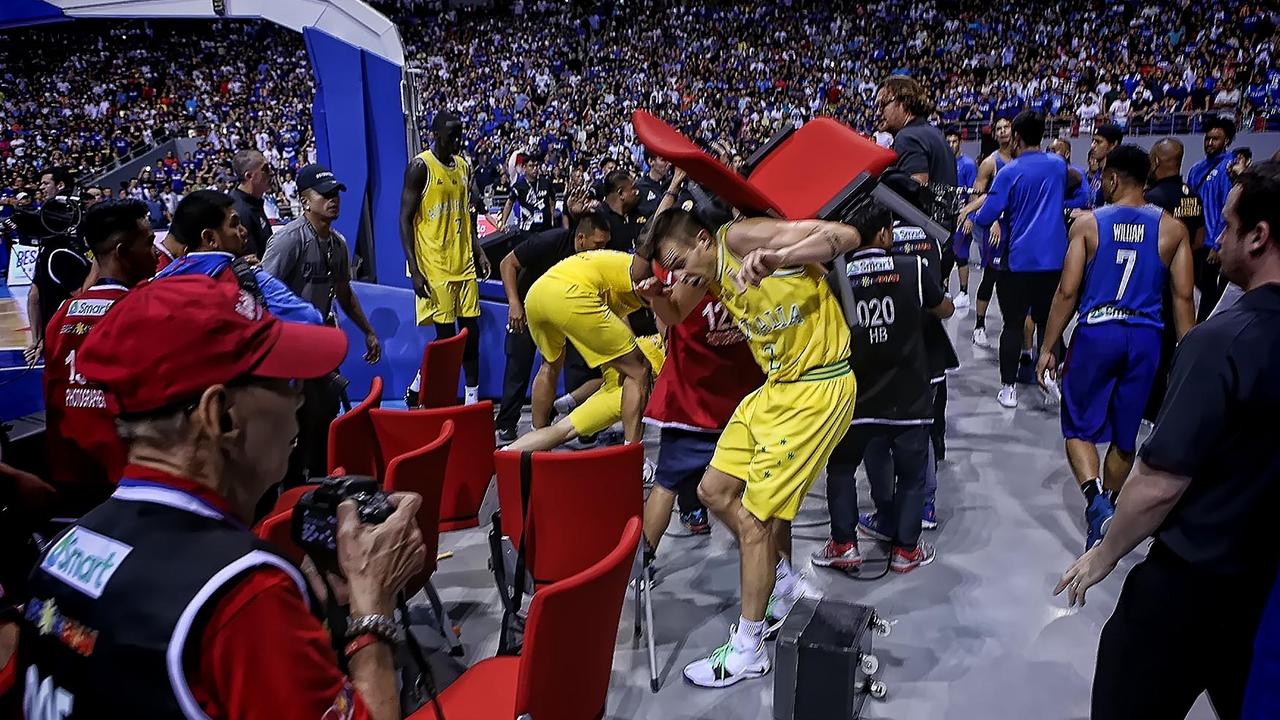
2, 0, 1278, 214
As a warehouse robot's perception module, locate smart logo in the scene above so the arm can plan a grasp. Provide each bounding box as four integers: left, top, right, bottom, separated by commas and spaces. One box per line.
41, 528, 132, 599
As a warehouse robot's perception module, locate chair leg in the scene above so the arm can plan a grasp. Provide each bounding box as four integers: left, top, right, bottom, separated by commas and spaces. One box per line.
643, 566, 660, 693
425, 580, 463, 657
632, 575, 642, 642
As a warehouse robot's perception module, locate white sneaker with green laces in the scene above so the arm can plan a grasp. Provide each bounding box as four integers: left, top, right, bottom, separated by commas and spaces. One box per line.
683, 626, 771, 688
764, 573, 816, 638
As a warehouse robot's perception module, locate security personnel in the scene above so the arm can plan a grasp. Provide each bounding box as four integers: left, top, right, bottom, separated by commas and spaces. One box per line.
813, 201, 953, 573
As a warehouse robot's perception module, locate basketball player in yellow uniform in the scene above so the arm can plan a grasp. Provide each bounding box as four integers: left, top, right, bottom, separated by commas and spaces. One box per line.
642, 208, 861, 688
506, 333, 666, 452
521, 249, 655, 444
399, 111, 490, 405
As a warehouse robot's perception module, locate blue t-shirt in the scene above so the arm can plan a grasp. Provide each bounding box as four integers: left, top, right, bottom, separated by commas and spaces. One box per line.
956, 154, 978, 188
1079, 204, 1166, 329
1188, 152, 1232, 249
973, 151, 1068, 272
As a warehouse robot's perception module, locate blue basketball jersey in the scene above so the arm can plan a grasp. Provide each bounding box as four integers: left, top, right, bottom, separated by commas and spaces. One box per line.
1079, 204, 1165, 329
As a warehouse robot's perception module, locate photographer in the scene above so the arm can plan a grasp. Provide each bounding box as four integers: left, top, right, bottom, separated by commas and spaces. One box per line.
24, 167, 91, 365
19, 275, 426, 719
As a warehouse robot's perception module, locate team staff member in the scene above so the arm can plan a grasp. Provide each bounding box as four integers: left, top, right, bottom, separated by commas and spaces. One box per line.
973, 111, 1068, 409
1036, 146, 1195, 552
1187, 116, 1236, 321
814, 202, 952, 574
646, 209, 860, 689
159, 190, 323, 326
634, 154, 675, 218
228, 149, 273, 259
261, 164, 381, 482
25, 167, 91, 365
1058, 161, 1280, 720
42, 200, 157, 515
598, 169, 647, 253
494, 213, 612, 442
522, 249, 654, 444
400, 111, 490, 407
499, 152, 554, 233
1144, 138, 1205, 422
20, 275, 425, 719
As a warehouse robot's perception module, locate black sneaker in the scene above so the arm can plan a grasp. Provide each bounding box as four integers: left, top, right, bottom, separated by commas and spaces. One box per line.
403, 387, 418, 408
576, 432, 598, 447
497, 427, 517, 443
680, 509, 711, 536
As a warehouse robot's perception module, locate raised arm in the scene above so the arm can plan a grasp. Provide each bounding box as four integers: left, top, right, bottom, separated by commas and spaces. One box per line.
399, 158, 430, 298
726, 217, 862, 286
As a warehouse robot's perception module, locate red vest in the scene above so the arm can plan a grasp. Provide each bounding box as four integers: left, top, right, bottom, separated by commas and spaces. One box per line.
644, 270, 764, 431
42, 283, 130, 488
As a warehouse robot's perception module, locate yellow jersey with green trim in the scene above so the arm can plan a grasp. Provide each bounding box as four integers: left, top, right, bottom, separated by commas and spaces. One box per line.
413, 149, 474, 281
542, 249, 642, 317
711, 224, 850, 382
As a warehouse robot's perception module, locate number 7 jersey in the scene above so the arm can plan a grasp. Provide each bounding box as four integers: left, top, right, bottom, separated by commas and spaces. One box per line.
710, 224, 851, 382
1079, 204, 1166, 329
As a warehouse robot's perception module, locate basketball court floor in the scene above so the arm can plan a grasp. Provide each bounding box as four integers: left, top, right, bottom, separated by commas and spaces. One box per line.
424, 293, 1220, 720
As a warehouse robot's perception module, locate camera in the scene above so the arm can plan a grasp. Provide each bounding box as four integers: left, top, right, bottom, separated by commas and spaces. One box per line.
292, 474, 395, 573
2, 196, 84, 245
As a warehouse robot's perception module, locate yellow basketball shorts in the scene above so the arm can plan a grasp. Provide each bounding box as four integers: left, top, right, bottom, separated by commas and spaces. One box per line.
526, 280, 636, 367
415, 277, 480, 326
568, 335, 666, 435
710, 362, 856, 522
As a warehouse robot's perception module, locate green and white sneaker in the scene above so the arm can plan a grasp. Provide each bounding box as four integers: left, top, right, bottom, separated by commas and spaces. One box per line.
764, 573, 816, 638
683, 626, 771, 688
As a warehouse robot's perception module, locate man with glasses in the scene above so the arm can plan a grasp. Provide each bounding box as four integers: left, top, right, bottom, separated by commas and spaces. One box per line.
230, 148, 273, 259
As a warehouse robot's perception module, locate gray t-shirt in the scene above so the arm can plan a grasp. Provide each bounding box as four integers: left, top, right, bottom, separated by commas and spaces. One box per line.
261, 216, 351, 319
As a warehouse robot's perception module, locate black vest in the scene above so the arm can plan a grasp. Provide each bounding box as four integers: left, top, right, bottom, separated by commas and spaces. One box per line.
19, 483, 308, 719
845, 249, 934, 423
891, 224, 960, 381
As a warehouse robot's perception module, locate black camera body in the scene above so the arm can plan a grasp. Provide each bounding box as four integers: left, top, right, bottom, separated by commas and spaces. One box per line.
292, 475, 395, 573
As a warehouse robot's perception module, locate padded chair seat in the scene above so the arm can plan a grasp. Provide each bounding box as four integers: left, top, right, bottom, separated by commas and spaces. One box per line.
410, 656, 519, 719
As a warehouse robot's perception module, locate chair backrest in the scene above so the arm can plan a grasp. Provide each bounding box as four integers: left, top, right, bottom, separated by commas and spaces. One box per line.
369, 403, 495, 531
417, 328, 468, 409
383, 421, 454, 587
270, 483, 319, 518
328, 376, 384, 478
748, 117, 898, 220
516, 517, 641, 720
255, 510, 305, 566
493, 443, 643, 586
631, 109, 779, 216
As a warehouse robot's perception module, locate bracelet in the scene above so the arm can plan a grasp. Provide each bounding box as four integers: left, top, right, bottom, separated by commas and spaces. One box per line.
345, 613, 404, 645
344, 633, 384, 659
664, 190, 679, 198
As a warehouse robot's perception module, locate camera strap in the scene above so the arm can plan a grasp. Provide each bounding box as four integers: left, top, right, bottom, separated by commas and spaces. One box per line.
396, 593, 445, 720
497, 450, 535, 655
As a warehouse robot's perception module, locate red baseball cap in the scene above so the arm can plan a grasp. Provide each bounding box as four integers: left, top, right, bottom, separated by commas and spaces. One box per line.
78, 274, 349, 415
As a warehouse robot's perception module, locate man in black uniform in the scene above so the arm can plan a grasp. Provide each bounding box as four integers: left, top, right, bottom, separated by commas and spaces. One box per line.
812, 201, 953, 573
495, 213, 612, 442
598, 169, 645, 253
229, 149, 273, 259
1059, 161, 1280, 720
25, 167, 90, 365
634, 153, 674, 219
1143, 138, 1205, 421
501, 153, 555, 233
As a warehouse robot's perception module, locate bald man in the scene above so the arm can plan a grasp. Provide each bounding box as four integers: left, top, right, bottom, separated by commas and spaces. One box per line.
1142, 137, 1205, 422
229, 149, 274, 258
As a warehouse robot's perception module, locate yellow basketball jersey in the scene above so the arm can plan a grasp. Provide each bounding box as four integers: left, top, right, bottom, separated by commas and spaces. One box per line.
712, 224, 850, 382
413, 150, 474, 281
542, 250, 642, 317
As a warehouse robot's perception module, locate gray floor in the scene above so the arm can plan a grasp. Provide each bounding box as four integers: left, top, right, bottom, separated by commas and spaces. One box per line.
425, 276, 1218, 719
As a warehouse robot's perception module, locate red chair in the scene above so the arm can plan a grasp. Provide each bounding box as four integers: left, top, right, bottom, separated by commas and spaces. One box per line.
381, 421, 460, 653
327, 375, 384, 477
412, 328, 468, 408
412, 518, 641, 720
255, 509, 305, 566
369, 403, 495, 532
270, 483, 319, 517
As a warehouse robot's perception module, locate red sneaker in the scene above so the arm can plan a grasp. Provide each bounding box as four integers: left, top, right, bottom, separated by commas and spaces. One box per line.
890, 542, 937, 573
810, 539, 863, 569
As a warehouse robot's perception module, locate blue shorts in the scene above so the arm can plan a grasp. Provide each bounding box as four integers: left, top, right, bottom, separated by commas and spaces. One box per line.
1060, 322, 1162, 453
953, 229, 973, 264
654, 426, 719, 493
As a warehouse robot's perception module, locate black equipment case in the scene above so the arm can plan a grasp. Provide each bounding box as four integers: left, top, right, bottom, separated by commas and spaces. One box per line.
773, 597, 890, 719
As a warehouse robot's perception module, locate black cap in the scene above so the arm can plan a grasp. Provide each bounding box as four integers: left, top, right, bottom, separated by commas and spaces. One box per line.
296, 164, 346, 194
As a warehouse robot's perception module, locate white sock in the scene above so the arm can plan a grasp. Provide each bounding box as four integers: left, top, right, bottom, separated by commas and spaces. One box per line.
774, 557, 798, 598
553, 393, 577, 415
408, 372, 422, 393
464, 385, 479, 404
734, 616, 765, 651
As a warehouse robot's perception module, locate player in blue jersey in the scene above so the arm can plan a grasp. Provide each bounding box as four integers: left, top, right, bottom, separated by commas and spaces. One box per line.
947, 126, 978, 309
1036, 145, 1195, 551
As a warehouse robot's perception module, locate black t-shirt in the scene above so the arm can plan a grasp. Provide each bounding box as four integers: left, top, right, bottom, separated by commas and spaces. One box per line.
845, 248, 945, 423
512, 228, 576, 301
230, 188, 271, 259
892, 224, 960, 380
1144, 175, 1204, 243
893, 118, 959, 187
603, 205, 647, 253
512, 177, 554, 231
34, 238, 91, 326
634, 173, 669, 219
1141, 283, 1280, 573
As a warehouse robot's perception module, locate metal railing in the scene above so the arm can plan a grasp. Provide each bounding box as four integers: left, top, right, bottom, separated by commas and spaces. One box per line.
938, 111, 1280, 140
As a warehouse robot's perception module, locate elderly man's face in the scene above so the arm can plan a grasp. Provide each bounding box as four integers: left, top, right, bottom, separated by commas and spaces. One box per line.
221, 378, 302, 505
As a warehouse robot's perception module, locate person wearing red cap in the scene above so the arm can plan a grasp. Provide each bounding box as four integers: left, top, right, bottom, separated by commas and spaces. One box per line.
18, 275, 426, 720
42, 199, 158, 515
